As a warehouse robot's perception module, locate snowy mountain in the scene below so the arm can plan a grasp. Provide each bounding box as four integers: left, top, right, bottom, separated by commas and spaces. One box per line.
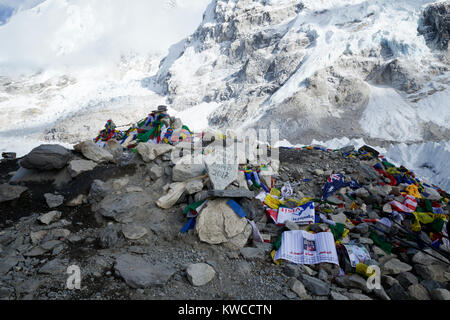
0, 0, 449, 190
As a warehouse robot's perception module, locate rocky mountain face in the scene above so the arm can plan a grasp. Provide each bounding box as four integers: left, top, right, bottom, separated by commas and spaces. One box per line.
153, 0, 450, 144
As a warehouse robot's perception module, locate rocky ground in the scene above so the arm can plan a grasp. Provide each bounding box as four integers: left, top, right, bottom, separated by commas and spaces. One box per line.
1, 138, 450, 301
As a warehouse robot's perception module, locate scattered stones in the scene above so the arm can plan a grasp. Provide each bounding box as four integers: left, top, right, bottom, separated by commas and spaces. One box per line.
186, 263, 216, 286
386, 283, 410, 300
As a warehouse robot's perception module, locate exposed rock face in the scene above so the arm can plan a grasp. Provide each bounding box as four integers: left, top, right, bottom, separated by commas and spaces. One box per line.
419, 2, 450, 51
20, 144, 71, 171
152, 0, 450, 145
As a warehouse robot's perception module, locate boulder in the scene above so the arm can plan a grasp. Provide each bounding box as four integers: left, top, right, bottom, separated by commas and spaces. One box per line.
0, 184, 28, 203
195, 199, 251, 248
20, 144, 71, 171
136, 143, 174, 163
74, 140, 113, 163
68, 159, 97, 178
186, 263, 216, 286
397, 272, 419, 289
114, 254, 176, 288
97, 192, 152, 222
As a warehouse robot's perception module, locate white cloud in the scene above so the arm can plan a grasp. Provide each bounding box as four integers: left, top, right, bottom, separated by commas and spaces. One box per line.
0, 0, 211, 73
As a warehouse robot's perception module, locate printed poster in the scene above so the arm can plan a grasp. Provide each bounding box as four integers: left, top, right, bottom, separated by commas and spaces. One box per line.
343, 244, 371, 267
274, 230, 339, 265
276, 202, 315, 225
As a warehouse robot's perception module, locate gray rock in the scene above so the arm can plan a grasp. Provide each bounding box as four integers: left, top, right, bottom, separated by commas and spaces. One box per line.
283, 265, 299, 278
88, 179, 108, 203
206, 162, 239, 190
185, 179, 204, 195
37, 211, 62, 225
288, 278, 310, 299
38, 259, 66, 275
335, 274, 369, 292
419, 2, 450, 50
396, 272, 418, 289
373, 287, 391, 300
300, 274, 330, 296
172, 162, 206, 182
239, 247, 265, 260
0, 184, 28, 203
414, 264, 450, 282
186, 263, 216, 286
353, 222, 369, 234
345, 292, 373, 300
381, 258, 412, 275
44, 193, 64, 208
114, 254, 176, 288
237, 198, 265, 221
387, 283, 410, 300
284, 220, 300, 230
408, 284, 431, 300
0, 256, 20, 275
330, 290, 350, 300
208, 189, 254, 198
430, 288, 450, 300
136, 143, 173, 163
20, 144, 71, 171
122, 224, 148, 240
420, 279, 445, 293
74, 140, 113, 163
97, 192, 152, 222
68, 159, 97, 178
100, 224, 119, 248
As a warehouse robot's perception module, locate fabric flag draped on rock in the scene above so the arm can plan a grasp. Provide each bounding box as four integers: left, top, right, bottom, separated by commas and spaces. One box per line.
389, 194, 418, 213
321, 173, 360, 200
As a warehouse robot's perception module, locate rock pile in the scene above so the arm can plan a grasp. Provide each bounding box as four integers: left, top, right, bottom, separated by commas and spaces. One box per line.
0, 133, 449, 300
